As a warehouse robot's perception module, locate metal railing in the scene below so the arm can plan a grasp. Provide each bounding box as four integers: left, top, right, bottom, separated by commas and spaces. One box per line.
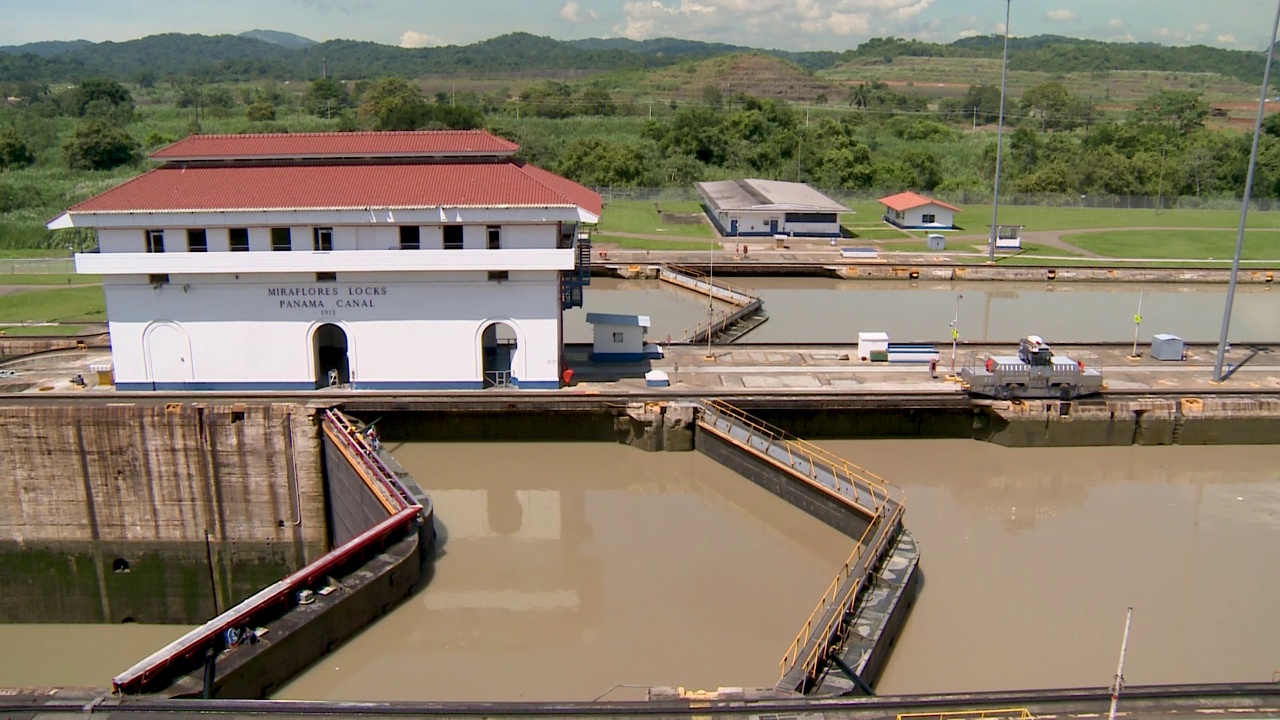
778, 501, 904, 686
898, 709, 1034, 720
660, 266, 765, 343
322, 409, 420, 512
484, 370, 512, 388
702, 399, 900, 514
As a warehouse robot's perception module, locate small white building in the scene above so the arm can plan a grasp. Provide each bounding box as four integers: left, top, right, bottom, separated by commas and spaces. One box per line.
586, 313, 651, 362
879, 192, 961, 230
696, 179, 852, 238
49, 130, 600, 391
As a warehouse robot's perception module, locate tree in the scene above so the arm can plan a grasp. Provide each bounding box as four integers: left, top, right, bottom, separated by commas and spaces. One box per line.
1132, 90, 1208, 134
1019, 81, 1086, 130
358, 77, 427, 129
0, 127, 35, 169
134, 70, 156, 89
246, 100, 277, 122
304, 77, 348, 117
69, 78, 133, 117
64, 121, 138, 171
578, 86, 616, 116
958, 84, 1003, 125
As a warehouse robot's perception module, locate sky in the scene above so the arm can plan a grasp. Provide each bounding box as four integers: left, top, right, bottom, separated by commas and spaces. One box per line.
3, 0, 1280, 52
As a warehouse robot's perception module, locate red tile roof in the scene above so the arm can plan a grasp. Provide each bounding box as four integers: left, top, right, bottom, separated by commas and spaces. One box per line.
151, 130, 519, 161
878, 191, 961, 213
68, 162, 602, 217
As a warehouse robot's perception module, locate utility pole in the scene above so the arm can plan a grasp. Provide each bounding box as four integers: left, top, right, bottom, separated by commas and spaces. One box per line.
322, 57, 327, 78
705, 245, 715, 361
950, 293, 963, 373
1130, 289, 1144, 358
1107, 607, 1134, 720
1215, 0, 1280, 383
988, 0, 1015, 263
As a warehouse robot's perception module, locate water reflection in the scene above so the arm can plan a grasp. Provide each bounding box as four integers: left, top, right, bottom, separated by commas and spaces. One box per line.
275, 443, 851, 702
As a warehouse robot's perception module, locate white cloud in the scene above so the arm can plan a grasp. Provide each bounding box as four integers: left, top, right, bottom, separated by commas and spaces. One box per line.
1193, 22, 1209, 33
1217, 33, 1238, 44
399, 30, 444, 48
560, 1, 600, 22
957, 28, 981, 39
614, 0, 936, 43
294, 0, 374, 12
1108, 18, 1125, 29
1046, 9, 1076, 22
1150, 27, 1191, 43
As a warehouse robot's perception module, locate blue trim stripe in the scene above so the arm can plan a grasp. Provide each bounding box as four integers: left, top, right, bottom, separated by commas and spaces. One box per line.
118, 381, 317, 391
591, 352, 647, 362
513, 379, 560, 390
356, 381, 484, 390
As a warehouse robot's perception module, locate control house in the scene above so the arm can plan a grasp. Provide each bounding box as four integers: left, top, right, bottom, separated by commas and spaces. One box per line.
50, 130, 600, 391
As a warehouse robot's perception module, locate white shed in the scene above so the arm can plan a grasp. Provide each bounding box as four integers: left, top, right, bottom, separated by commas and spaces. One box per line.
697, 179, 852, 238
857, 332, 889, 361
587, 313, 651, 362
879, 191, 961, 230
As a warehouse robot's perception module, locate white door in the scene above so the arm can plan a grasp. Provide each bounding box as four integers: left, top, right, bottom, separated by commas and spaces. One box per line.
147, 324, 192, 384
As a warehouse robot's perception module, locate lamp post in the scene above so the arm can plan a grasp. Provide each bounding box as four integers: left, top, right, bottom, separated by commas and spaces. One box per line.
706, 241, 715, 360
987, 0, 1015, 263
1215, 0, 1280, 382
950, 293, 963, 373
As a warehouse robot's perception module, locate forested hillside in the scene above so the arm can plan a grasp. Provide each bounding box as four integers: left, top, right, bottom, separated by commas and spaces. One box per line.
0, 31, 1275, 86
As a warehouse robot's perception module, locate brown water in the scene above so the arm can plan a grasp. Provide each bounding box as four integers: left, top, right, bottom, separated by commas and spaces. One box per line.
568, 278, 1280, 344
6, 441, 1279, 698
0, 624, 189, 688
274, 442, 853, 702
828, 440, 1280, 693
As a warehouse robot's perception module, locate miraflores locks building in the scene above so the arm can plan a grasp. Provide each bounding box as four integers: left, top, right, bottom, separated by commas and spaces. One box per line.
49, 130, 600, 391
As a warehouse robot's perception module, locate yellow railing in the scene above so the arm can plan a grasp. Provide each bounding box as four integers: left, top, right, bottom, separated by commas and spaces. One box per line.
703, 398, 900, 513
664, 264, 758, 304
778, 501, 904, 683
898, 709, 1034, 720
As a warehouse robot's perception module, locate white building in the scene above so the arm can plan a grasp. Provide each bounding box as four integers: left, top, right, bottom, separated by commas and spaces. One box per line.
585, 313, 654, 362
696, 179, 851, 238
49, 130, 600, 391
879, 192, 961, 230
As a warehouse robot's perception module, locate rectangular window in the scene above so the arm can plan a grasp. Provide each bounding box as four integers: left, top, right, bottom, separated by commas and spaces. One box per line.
313, 227, 334, 251
186, 229, 207, 253
921, 214, 936, 224
612, 332, 624, 343
145, 229, 165, 253
316, 272, 337, 282
487, 270, 509, 282
487, 226, 501, 250
399, 225, 420, 250
783, 212, 837, 224
148, 274, 170, 285
271, 227, 292, 252
443, 225, 464, 250
229, 228, 250, 252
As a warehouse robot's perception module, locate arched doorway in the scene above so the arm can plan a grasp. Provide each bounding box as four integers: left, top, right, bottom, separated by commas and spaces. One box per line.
313, 324, 350, 388
145, 323, 193, 387
481, 321, 517, 388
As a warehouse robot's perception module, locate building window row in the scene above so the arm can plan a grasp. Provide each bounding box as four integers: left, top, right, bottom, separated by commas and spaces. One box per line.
143, 225, 505, 253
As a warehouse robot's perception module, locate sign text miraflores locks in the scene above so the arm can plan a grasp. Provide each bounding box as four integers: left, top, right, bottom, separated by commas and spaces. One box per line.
268, 285, 388, 314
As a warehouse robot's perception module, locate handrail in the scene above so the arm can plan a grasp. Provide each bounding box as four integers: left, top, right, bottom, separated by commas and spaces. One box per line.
702, 399, 901, 510
322, 409, 419, 511
898, 710, 1034, 720
778, 502, 904, 684
112, 506, 420, 695
663, 264, 759, 303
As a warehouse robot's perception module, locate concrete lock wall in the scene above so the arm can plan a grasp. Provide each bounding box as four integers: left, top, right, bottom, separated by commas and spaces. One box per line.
695, 424, 873, 539
0, 402, 327, 623
322, 433, 394, 547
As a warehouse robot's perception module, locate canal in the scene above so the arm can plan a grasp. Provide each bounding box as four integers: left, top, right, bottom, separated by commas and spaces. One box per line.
566, 278, 1280, 344
2, 441, 1277, 698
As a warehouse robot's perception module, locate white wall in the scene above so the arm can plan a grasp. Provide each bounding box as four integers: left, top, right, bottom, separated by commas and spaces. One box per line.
97, 224, 560, 254
893, 205, 955, 229
103, 272, 564, 389
591, 324, 644, 356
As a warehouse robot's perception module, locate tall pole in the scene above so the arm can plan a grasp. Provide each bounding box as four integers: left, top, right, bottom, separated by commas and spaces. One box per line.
1215, 0, 1280, 382
950, 293, 963, 372
706, 243, 715, 360
988, 0, 1014, 263
1131, 288, 1144, 358
1107, 607, 1134, 720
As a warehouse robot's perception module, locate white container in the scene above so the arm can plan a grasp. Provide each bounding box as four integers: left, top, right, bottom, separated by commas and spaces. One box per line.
857, 332, 889, 361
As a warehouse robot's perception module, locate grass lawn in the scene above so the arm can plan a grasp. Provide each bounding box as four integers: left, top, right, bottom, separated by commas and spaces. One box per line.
843, 227, 917, 240
0, 286, 106, 324
595, 235, 721, 251
1062, 229, 1280, 260
964, 205, 1280, 232
0, 274, 102, 286
598, 200, 714, 237
0, 249, 72, 260
0, 324, 86, 336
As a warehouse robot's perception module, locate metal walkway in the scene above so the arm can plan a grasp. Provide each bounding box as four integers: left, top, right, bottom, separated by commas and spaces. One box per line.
659, 265, 768, 343
697, 399, 908, 695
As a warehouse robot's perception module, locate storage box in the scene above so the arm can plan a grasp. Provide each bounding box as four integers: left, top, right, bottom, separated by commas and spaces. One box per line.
857, 331, 889, 361
1151, 334, 1186, 361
